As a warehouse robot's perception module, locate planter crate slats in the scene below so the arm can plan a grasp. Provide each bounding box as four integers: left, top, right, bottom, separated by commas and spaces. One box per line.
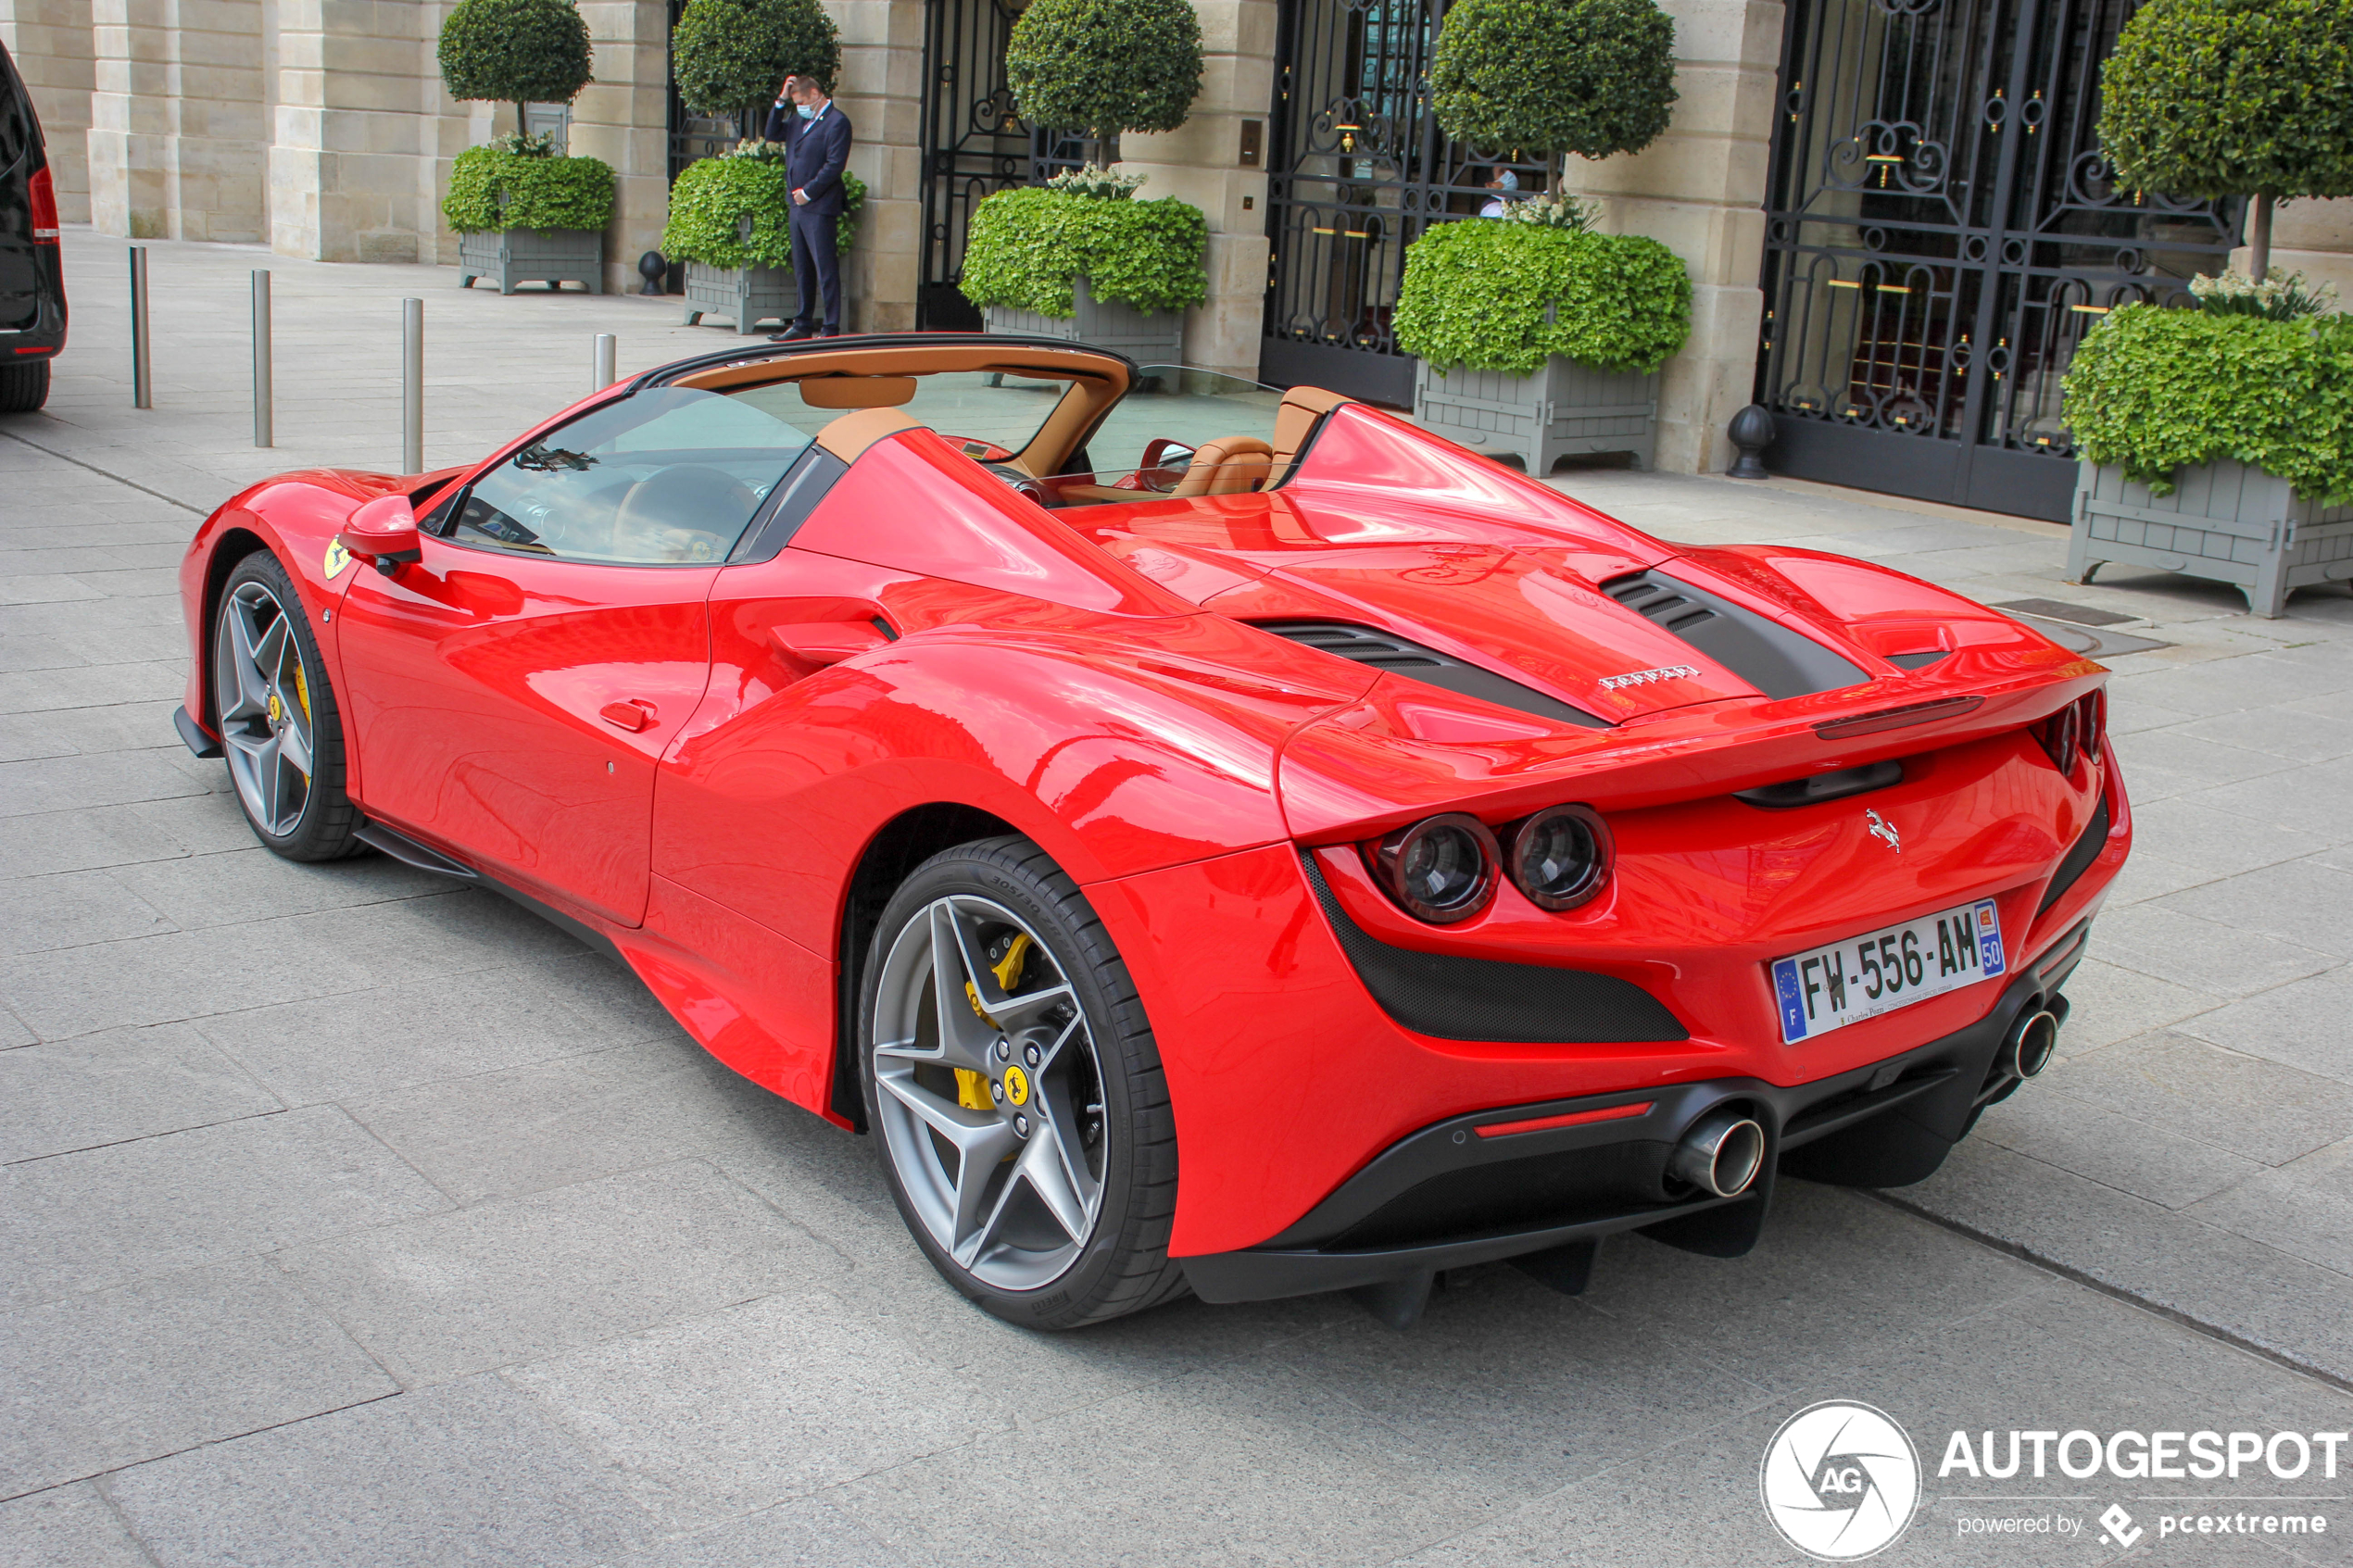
2070, 459, 2353, 618
1415, 358, 1659, 473
682, 260, 799, 334
983, 279, 1182, 364
457, 228, 603, 295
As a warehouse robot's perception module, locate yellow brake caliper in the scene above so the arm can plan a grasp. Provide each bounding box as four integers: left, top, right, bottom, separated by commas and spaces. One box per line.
953, 934, 1034, 1110
291, 659, 313, 779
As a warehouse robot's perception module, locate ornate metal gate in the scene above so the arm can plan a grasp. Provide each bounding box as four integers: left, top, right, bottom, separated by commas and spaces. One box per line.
1756, 0, 2240, 521
915, 0, 1088, 329
1258, 0, 1544, 404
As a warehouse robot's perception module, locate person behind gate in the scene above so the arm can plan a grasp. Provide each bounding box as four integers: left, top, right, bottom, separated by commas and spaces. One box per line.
761, 74, 852, 339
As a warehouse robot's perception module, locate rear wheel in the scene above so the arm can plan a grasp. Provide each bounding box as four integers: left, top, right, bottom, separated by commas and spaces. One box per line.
210, 551, 363, 860
860, 836, 1184, 1328
0, 358, 50, 414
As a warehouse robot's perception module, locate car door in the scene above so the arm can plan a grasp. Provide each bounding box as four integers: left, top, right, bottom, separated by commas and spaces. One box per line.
334, 385, 817, 925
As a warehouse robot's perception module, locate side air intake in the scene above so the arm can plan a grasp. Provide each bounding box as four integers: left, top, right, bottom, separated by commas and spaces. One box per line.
1600, 571, 1867, 700
1252, 621, 1608, 729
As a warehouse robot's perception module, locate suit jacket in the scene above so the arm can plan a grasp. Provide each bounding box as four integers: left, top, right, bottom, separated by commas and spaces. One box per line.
758, 104, 852, 218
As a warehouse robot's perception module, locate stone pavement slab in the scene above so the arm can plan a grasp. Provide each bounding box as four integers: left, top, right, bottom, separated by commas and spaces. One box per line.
6, 230, 2353, 1563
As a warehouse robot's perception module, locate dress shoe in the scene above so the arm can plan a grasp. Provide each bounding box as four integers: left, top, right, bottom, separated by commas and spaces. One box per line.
769, 322, 818, 342
820, 326, 844, 337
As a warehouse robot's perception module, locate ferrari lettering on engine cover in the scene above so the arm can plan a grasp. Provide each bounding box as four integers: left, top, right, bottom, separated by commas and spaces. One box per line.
1598, 664, 1702, 690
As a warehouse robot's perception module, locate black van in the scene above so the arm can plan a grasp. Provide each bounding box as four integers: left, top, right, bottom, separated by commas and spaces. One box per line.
0, 40, 66, 413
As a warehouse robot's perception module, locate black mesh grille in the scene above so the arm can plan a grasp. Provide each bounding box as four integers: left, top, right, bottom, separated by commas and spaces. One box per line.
2038, 796, 2111, 913
1600, 571, 1867, 700
1252, 621, 1608, 729
1299, 852, 1688, 1044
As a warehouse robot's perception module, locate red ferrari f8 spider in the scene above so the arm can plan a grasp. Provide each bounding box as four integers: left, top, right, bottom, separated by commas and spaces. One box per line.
175, 335, 2127, 1329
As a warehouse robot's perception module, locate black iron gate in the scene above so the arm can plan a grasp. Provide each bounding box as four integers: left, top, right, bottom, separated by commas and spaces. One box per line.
914, 0, 1088, 329
1756, 0, 2240, 521
1258, 0, 1544, 404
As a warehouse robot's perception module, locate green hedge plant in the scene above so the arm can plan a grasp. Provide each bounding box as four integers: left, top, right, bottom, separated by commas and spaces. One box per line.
443, 145, 615, 232
1432, 0, 1677, 176
437, 0, 593, 136
672, 0, 840, 123
1393, 220, 1691, 377
661, 147, 864, 267
2098, 0, 2353, 280
1006, 0, 1202, 161
2062, 305, 2353, 502
958, 185, 1206, 317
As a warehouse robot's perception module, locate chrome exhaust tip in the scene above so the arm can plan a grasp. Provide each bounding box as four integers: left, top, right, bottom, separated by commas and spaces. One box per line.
2004, 1008, 2060, 1079
1669, 1110, 1766, 1198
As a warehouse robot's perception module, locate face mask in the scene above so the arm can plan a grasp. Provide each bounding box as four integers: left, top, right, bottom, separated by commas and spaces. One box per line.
797, 103, 818, 120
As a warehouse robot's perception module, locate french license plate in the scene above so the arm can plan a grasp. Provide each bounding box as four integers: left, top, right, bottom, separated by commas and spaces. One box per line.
1772, 900, 2006, 1044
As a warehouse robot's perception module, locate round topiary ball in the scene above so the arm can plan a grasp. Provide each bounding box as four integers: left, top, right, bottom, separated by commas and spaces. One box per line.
1006, 0, 1203, 139
672, 0, 841, 122
2098, 0, 2353, 201
438, 0, 594, 116
1431, 0, 1678, 161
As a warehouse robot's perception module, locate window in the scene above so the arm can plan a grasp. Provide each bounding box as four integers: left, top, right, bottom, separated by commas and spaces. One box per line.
447, 387, 814, 565
1067, 366, 1284, 487
728, 370, 1080, 461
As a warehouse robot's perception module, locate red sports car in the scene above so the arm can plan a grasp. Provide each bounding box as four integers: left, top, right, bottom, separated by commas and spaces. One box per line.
175, 335, 2126, 1329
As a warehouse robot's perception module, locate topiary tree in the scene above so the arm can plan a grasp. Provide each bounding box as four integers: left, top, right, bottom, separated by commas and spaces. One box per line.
672, 0, 841, 130
1005, 0, 1202, 164
2098, 0, 2353, 282
1431, 0, 1676, 189
438, 0, 595, 139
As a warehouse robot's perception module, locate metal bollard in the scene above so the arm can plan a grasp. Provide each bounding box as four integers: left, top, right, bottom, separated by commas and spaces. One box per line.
252, 271, 273, 448
129, 246, 152, 409
401, 298, 423, 473
593, 332, 616, 392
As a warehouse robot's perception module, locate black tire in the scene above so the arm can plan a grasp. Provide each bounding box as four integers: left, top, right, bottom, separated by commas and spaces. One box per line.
860, 835, 1187, 1329
209, 550, 365, 861
0, 358, 50, 414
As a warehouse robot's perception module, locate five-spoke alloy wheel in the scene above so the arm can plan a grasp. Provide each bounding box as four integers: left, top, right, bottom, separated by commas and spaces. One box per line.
210, 552, 361, 859
862, 838, 1183, 1327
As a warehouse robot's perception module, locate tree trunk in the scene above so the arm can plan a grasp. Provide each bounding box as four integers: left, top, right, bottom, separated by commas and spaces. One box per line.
2248, 192, 2274, 283
516, 100, 528, 141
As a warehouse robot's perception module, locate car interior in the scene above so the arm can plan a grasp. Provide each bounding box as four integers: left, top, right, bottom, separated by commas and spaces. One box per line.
432, 340, 1355, 568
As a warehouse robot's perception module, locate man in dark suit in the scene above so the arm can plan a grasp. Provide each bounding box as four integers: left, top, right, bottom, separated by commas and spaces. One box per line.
763, 75, 852, 339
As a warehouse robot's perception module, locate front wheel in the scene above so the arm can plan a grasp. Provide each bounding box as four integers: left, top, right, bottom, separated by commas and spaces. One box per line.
861, 837, 1184, 1329
209, 551, 363, 860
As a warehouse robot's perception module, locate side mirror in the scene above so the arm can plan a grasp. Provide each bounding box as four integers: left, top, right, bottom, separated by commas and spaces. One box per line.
339, 494, 423, 573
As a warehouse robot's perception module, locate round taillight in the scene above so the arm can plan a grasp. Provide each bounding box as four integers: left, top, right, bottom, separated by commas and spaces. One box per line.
1508, 804, 1614, 911
1371, 813, 1499, 923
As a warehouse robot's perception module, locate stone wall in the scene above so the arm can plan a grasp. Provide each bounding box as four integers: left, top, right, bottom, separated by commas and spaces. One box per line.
87, 0, 271, 243
827, 0, 922, 332
0, 0, 95, 222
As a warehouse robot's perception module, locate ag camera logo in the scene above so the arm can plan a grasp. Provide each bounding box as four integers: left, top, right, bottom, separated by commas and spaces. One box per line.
1761, 1400, 1921, 1561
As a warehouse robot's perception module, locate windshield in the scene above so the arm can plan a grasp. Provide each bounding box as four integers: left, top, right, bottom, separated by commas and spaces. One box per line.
1063, 366, 1286, 493
729, 369, 1077, 462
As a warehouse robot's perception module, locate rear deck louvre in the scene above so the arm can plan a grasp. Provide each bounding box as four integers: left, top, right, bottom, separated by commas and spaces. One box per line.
1251, 621, 1609, 729
1600, 570, 1868, 700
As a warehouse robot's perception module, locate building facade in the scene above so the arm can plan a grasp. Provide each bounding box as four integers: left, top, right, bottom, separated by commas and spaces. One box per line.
2, 0, 2347, 515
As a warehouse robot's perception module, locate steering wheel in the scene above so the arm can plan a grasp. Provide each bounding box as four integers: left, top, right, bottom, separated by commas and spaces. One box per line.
611, 465, 757, 561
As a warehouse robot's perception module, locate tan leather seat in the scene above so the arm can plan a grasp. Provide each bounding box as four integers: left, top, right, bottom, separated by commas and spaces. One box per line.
1172, 436, 1274, 496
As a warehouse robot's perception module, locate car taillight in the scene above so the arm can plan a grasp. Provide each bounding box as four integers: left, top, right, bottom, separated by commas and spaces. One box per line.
1507, 803, 1613, 911
2033, 690, 2107, 774
1368, 813, 1500, 923
28, 167, 60, 244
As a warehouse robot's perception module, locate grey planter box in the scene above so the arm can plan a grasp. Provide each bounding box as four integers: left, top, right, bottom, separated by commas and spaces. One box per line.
2070, 459, 2353, 618
457, 227, 603, 295
682, 259, 799, 334
1414, 357, 1659, 473
983, 278, 1183, 365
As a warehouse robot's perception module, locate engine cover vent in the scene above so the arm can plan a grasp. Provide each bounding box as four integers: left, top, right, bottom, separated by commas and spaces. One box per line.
1600, 571, 1868, 700
1252, 621, 1608, 729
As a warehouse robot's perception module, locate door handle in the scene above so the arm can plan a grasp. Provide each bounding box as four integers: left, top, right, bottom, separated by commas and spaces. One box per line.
769, 617, 895, 665
599, 699, 656, 732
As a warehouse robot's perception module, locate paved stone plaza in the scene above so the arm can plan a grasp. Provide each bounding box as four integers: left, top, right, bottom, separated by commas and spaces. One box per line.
4, 230, 2352, 1566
